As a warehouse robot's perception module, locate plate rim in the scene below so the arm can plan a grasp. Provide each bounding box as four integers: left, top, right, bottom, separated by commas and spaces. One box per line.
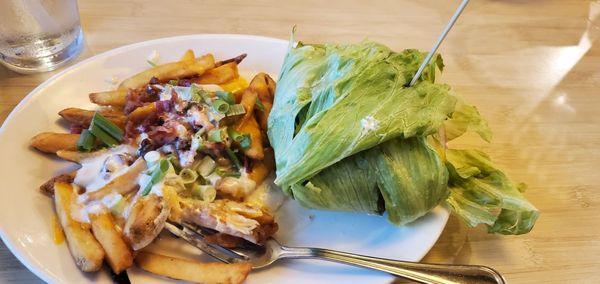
0, 33, 449, 283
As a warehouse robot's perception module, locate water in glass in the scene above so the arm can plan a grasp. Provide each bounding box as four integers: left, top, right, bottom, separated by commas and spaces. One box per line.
0, 0, 83, 73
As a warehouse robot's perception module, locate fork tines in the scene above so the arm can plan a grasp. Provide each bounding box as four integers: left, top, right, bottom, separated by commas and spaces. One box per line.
164, 221, 249, 263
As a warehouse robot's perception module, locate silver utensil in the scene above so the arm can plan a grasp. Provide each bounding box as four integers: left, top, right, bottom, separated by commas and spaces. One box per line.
165, 222, 505, 284
408, 0, 470, 87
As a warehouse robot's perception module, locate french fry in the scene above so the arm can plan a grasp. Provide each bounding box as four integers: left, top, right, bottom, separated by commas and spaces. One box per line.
39, 172, 75, 196
248, 148, 275, 185
235, 89, 264, 159
30, 132, 79, 153
118, 54, 215, 90
218, 53, 247, 66
89, 90, 128, 107
195, 62, 239, 85
127, 103, 157, 124
135, 252, 252, 284
124, 195, 170, 250
85, 158, 147, 201
89, 211, 134, 274
248, 73, 276, 131
56, 149, 105, 163
53, 182, 105, 272
179, 49, 195, 61
59, 108, 127, 129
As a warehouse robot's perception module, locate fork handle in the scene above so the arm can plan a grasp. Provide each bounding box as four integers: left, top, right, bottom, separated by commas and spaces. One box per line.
278, 246, 505, 284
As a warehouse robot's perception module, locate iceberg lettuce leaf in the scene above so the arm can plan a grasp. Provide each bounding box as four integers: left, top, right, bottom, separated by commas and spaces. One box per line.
289, 137, 449, 225
444, 101, 492, 142
269, 42, 456, 189
445, 149, 539, 234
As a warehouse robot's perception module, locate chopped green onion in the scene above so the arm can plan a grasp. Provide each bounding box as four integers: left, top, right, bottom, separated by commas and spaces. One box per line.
190, 85, 202, 103
191, 184, 216, 202
91, 112, 123, 142
212, 99, 230, 114
216, 91, 235, 105
207, 128, 224, 143
239, 134, 252, 149
227, 128, 251, 149
225, 148, 242, 169
89, 122, 119, 146
226, 104, 246, 117
215, 167, 241, 178
196, 156, 216, 177
76, 130, 95, 152
147, 60, 157, 67
166, 154, 181, 172
255, 98, 265, 112
141, 159, 170, 196
168, 79, 178, 85
179, 168, 198, 184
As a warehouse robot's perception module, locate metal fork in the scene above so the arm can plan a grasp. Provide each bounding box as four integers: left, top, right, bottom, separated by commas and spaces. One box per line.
165, 222, 505, 284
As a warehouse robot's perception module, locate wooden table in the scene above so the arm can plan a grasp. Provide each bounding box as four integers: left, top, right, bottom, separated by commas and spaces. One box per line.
1, 0, 599, 283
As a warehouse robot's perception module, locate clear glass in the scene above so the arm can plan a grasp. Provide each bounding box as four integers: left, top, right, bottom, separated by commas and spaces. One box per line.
0, 0, 83, 74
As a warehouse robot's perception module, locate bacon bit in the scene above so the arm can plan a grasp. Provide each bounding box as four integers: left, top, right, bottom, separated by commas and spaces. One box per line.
177, 79, 192, 87
155, 100, 172, 113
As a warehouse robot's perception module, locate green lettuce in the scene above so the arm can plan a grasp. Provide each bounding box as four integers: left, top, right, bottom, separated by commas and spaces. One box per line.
268, 40, 538, 234
269, 42, 455, 189
291, 137, 449, 225
444, 149, 539, 234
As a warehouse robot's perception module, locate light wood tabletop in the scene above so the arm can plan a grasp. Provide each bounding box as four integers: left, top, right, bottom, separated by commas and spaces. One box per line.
1, 0, 599, 283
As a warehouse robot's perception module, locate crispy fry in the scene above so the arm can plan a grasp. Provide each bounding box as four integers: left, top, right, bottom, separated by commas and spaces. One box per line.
135, 252, 252, 284
30, 132, 79, 153
59, 107, 126, 129
118, 54, 215, 90
127, 103, 157, 124
195, 62, 239, 85
218, 53, 247, 66
85, 158, 146, 201
89, 90, 128, 107
54, 182, 105, 272
179, 49, 195, 61
248, 73, 276, 131
56, 149, 104, 163
39, 172, 76, 196
248, 148, 275, 185
89, 211, 134, 274
235, 89, 264, 159
124, 195, 170, 250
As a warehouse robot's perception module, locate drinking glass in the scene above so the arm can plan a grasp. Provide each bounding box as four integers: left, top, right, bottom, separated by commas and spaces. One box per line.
0, 0, 83, 73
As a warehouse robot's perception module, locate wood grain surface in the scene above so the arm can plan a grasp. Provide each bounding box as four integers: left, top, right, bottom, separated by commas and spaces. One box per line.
1, 0, 599, 283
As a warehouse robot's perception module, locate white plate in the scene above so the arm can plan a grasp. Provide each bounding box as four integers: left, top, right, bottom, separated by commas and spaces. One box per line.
0, 34, 449, 284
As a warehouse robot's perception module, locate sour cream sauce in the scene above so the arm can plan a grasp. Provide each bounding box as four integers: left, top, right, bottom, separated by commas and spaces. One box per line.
73, 145, 136, 192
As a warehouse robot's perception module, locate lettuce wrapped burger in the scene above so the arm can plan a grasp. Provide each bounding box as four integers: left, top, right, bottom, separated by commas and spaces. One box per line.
268, 40, 538, 234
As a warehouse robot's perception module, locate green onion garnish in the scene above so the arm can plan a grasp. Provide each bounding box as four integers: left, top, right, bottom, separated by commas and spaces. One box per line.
225, 148, 242, 169
91, 112, 123, 141
168, 79, 178, 85
207, 128, 223, 143
76, 130, 95, 152
212, 99, 230, 114
179, 168, 198, 184
147, 60, 157, 67
227, 128, 251, 149
215, 167, 241, 178
238, 134, 252, 149
216, 91, 235, 105
255, 98, 265, 112
141, 159, 170, 196
89, 122, 119, 146
226, 104, 246, 117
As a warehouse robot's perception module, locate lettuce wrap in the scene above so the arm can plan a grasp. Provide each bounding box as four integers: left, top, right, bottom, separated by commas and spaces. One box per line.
268, 40, 538, 234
